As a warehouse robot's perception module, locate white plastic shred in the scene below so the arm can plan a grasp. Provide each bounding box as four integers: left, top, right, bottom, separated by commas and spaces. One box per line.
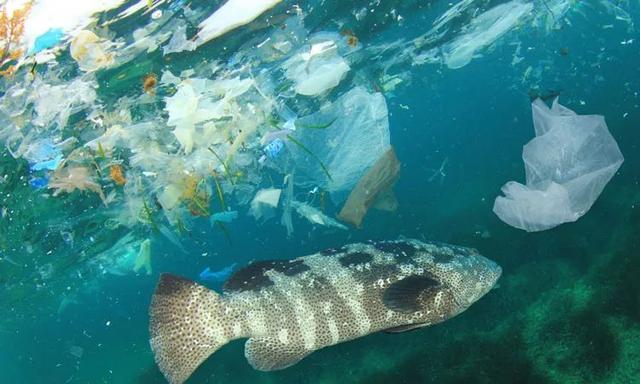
195, 0, 282, 47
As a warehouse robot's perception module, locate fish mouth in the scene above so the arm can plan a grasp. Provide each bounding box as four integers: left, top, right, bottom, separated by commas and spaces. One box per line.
488, 260, 503, 285
481, 257, 502, 292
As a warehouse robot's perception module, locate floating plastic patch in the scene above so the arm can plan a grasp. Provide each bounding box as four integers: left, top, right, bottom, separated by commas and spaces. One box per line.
263, 138, 284, 159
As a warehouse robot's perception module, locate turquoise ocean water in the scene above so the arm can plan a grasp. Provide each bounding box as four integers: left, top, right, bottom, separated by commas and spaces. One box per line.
0, 1, 639, 383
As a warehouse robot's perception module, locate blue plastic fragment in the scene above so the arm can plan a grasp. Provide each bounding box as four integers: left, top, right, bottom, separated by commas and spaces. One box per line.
199, 263, 237, 282
29, 28, 65, 55
30, 154, 63, 171
29, 176, 49, 189
263, 138, 284, 159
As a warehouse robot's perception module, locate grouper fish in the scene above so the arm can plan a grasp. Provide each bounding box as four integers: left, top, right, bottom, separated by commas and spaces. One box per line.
149, 239, 502, 383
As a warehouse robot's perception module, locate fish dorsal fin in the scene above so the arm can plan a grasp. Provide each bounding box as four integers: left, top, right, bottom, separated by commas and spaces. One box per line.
383, 322, 429, 334
244, 337, 311, 371
223, 259, 309, 293
382, 275, 441, 314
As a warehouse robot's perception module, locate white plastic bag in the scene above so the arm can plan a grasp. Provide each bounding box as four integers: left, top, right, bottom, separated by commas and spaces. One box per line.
493, 98, 624, 232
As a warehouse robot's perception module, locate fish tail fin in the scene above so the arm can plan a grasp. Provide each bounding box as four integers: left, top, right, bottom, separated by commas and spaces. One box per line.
149, 273, 233, 384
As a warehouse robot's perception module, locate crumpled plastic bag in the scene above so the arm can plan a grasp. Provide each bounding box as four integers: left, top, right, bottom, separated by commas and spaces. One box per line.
249, 188, 281, 221
285, 86, 390, 202
32, 77, 97, 128
70, 30, 114, 72
283, 36, 350, 96
493, 98, 624, 232
164, 77, 254, 153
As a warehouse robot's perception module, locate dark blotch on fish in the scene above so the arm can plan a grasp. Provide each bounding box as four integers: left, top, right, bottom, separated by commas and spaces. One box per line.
433, 251, 454, 264
320, 246, 347, 256
373, 240, 417, 261
223, 259, 310, 293
339, 252, 373, 267
383, 274, 441, 313
277, 259, 310, 276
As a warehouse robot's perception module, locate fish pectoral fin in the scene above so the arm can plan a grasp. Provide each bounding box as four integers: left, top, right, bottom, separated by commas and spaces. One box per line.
244, 337, 311, 371
382, 274, 441, 313
383, 322, 429, 334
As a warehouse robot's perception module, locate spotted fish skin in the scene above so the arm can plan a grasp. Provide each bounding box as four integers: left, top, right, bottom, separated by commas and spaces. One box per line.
149, 239, 501, 383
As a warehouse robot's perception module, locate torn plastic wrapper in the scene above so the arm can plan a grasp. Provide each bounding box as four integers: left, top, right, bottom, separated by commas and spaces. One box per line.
291, 200, 347, 230
249, 188, 281, 221
338, 147, 400, 228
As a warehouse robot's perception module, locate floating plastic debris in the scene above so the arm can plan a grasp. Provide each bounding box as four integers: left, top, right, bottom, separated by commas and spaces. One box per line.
442, 0, 533, 69
70, 30, 114, 72
163, 23, 196, 55
199, 263, 237, 282
283, 37, 350, 96
133, 239, 152, 275
338, 148, 400, 228
29, 28, 64, 54
250, 188, 281, 221
195, 0, 283, 47
32, 77, 97, 128
22, 138, 63, 171
286, 86, 391, 202
29, 176, 49, 189
493, 98, 624, 232
263, 138, 284, 160
291, 200, 347, 230
49, 166, 108, 206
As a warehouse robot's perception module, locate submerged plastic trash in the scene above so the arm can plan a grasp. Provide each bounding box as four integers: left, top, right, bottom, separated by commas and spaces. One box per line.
249, 188, 281, 221
281, 173, 294, 237
22, 138, 64, 171
286, 86, 391, 202
195, 0, 282, 47
94, 233, 145, 276
33, 77, 97, 128
210, 210, 238, 223
164, 77, 254, 153
199, 263, 237, 282
338, 148, 400, 228
163, 24, 196, 55
442, 0, 533, 69
30, 28, 64, 54
291, 200, 347, 230
263, 138, 284, 159
493, 98, 624, 232
48, 166, 108, 206
133, 239, 152, 275
29, 176, 49, 189
70, 30, 114, 72
30, 155, 63, 171
283, 37, 350, 96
